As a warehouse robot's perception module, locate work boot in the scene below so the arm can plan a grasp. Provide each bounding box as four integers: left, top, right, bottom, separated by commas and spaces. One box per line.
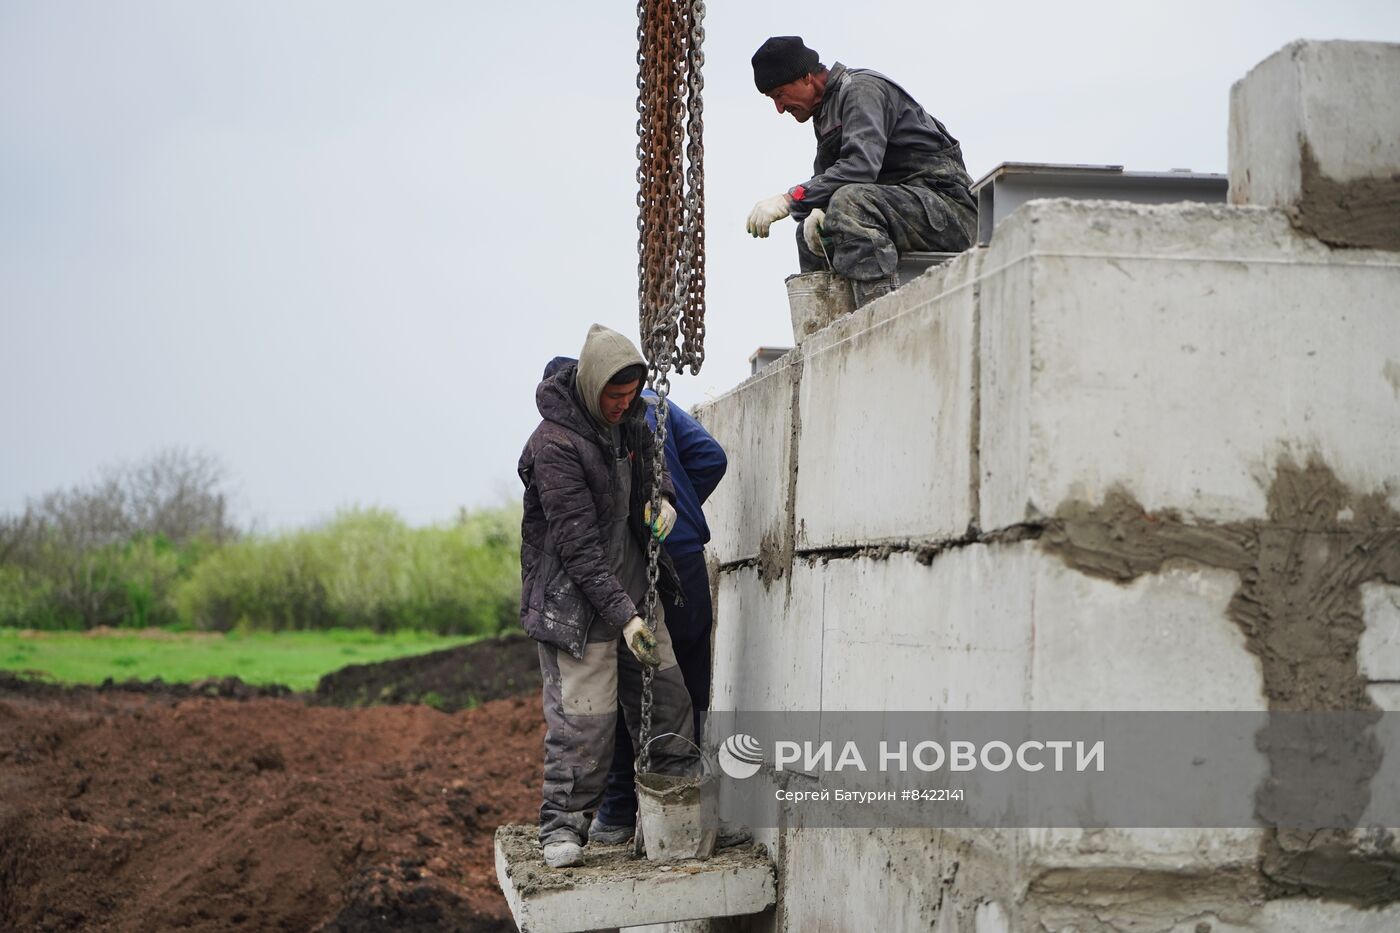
542, 838, 585, 868
588, 814, 635, 846
851, 273, 899, 308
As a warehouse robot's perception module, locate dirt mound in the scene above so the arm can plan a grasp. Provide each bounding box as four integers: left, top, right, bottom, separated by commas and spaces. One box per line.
0, 684, 546, 931
0, 671, 294, 702
314, 634, 541, 711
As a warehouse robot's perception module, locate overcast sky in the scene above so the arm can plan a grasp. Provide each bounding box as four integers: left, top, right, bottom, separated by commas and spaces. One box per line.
3, 1, 1397, 528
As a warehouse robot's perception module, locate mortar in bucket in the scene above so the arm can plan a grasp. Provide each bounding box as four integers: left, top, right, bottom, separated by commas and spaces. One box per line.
635, 733, 717, 862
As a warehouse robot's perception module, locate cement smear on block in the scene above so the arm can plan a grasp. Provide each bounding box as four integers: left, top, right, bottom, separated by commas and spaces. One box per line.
1028, 865, 1267, 931
1042, 454, 1400, 904
755, 355, 804, 591
1291, 142, 1400, 252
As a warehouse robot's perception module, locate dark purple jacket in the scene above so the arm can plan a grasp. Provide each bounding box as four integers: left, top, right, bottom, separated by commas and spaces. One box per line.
517, 364, 680, 658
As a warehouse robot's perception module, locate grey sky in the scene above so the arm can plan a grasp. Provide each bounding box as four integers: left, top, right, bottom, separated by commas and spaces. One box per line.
3, 1, 1397, 528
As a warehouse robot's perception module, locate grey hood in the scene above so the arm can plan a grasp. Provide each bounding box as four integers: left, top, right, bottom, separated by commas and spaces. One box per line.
576, 323, 647, 427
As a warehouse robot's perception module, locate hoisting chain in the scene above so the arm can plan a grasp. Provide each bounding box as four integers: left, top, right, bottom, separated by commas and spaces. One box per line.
635, 0, 705, 780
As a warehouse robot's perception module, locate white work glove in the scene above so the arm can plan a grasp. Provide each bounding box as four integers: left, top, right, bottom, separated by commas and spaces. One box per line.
623, 615, 660, 668
643, 499, 677, 541
745, 193, 791, 238
803, 209, 826, 254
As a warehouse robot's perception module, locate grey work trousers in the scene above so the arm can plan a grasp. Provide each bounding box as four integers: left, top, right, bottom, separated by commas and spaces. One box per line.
537, 608, 699, 845
796, 179, 977, 281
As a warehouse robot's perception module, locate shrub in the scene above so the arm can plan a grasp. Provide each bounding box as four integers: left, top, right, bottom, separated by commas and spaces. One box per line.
174, 505, 521, 635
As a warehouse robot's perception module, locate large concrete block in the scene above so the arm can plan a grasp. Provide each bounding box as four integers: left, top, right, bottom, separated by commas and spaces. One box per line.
1229, 40, 1400, 251
794, 252, 982, 549
978, 199, 1400, 530
816, 547, 1033, 712
710, 565, 822, 713
779, 828, 950, 932
771, 828, 1268, 933
1027, 553, 1265, 711
694, 355, 798, 566
812, 542, 1263, 712
713, 540, 1265, 715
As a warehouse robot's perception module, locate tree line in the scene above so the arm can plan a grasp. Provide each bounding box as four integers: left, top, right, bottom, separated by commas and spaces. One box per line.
0, 449, 520, 635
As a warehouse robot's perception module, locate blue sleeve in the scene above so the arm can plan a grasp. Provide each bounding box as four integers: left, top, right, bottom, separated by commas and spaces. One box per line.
645, 397, 728, 505
667, 406, 727, 505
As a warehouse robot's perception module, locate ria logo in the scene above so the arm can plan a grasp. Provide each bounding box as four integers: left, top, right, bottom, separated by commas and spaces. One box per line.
718, 733, 764, 779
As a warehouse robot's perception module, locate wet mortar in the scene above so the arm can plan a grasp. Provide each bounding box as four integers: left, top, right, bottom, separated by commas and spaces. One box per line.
1042, 454, 1400, 904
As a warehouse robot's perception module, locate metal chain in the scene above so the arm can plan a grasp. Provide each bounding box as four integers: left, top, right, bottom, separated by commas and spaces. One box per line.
635, 0, 704, 779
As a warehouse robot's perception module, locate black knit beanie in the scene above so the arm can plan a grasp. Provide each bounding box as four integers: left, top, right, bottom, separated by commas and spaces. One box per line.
751, 36, 821, 93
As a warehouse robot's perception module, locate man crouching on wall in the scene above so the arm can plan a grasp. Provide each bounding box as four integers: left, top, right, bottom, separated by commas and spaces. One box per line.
517, 322, 700, 868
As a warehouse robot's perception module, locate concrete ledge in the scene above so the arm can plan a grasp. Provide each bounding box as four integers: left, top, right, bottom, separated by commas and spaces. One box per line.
494, 825, 776, 933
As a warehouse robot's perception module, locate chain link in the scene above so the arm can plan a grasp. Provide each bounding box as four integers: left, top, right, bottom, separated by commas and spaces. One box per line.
635, 0, 704, 779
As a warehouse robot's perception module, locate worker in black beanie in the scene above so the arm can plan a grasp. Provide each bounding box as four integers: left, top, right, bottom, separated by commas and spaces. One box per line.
751, 36, 821, 93
744, 36, 978, 307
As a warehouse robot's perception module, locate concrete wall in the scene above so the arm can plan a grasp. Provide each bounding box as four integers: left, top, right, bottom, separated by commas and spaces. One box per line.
1229, 40, 1400, 251
642, 40, 1400, 933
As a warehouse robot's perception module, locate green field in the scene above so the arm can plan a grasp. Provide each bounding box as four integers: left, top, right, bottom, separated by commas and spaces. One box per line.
0, 627, 481, 692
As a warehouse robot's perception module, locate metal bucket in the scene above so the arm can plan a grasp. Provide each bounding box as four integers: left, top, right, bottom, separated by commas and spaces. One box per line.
785, 271, 855, 343
635, 771, 717, 862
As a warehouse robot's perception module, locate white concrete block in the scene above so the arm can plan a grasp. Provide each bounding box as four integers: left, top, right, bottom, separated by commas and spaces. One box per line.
979, 199, 1400, 530
788, 542, 1262, 714
816, 547, 1033, 712
779, 828, 949, 932
794, 252, 982, 549
1027, 555, 1265, 711
710, 565, 822, 713
1229, 41, 1400, 213
1359, 582, 1400, 682
694, 354, 796, 567
495, 825, 775, 933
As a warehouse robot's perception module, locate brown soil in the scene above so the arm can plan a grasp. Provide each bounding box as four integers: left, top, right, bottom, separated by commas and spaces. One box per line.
313, 634, 541, 711
0, 637, 549, 932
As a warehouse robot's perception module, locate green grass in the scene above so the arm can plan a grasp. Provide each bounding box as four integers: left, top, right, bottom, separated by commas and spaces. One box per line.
0, 627, 482, 692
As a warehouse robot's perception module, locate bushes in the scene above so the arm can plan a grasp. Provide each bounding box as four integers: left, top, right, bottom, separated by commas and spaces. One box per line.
0, 509, 522, 635
174, 507, 521, 635
1, 449, 522, 635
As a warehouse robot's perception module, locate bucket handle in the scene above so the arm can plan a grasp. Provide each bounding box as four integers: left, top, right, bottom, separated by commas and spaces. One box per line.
635, 731, 711, 777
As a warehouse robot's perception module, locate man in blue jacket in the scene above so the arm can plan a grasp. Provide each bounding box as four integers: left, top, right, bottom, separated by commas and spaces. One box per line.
543, 356, 728, 845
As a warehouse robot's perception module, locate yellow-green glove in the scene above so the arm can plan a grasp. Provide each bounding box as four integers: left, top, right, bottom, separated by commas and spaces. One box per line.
643, 500, 677, 541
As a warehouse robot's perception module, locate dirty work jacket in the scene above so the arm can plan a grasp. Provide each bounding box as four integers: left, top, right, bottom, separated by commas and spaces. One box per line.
789, 62, 976, 222
540, 357, 728, 559
518, 364, 680, 659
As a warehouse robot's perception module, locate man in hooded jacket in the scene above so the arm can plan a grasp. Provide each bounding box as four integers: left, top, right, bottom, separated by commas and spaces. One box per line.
518, 323, 700, 868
